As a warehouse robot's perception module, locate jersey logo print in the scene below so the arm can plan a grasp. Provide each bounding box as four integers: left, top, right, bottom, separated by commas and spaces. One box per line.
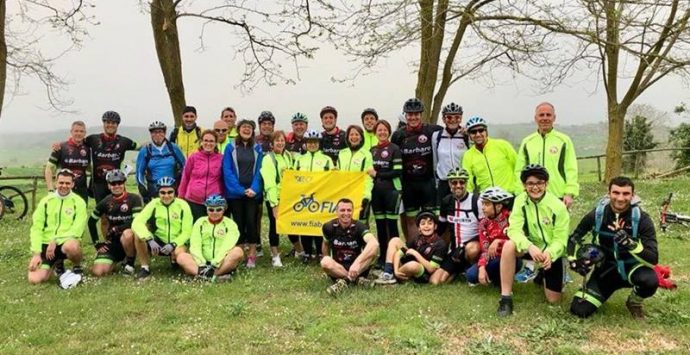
549, 145, 559, 154
381, 150, 389, 158
418, 135, 428, 143
120, 204, 129, 212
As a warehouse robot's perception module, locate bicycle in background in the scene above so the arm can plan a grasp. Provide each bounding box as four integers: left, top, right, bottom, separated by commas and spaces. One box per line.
660, 192, 690, 232
0, 167, 29, 220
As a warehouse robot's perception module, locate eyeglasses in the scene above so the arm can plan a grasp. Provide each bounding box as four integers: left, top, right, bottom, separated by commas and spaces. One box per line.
207, 207, 225, 213
108, 181, 125, 186
468, 128, 486, 135
449, 180, 466, 186
215, 129, 228, 133
202, 139, 216, 143
159, 190, 175, 195
525, 181, 546, 188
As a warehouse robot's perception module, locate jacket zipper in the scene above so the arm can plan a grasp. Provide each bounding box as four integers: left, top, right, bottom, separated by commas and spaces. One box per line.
166, 204, 171, 243
212, 224, 217, 260
55, 199, 65, 236
533, 201, 548, 250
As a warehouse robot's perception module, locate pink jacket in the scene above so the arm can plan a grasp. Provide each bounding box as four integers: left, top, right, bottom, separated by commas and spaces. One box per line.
178, 149, 224, 205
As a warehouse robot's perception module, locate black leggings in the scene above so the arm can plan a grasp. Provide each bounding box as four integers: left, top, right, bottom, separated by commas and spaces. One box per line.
228, 197, 259, 245
91, 180, 111, 204
301, 236, 323, 257
265, 201, 280, 247
570, 263, 658, 318
188, 201, 207, 223
374, 219, 399, 264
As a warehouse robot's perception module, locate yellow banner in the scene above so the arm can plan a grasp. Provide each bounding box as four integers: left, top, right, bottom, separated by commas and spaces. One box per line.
277, 170, 366, 236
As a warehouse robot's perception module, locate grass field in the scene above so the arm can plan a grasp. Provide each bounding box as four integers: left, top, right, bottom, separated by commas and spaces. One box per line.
1, 173, 689, 354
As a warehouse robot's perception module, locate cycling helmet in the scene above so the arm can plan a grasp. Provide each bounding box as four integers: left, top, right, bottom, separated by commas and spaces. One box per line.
148, 121, 167, 132
465, 116, 487, 130
361, 108, 379, 120
442, 102, 463, 115
102, 111, 121, 124
205, 194, 227, 208
156, 176, 176, 190
446, 167, 470, 181
291, 112, 308, 124
320, 106, 338, 118
415, 210, 437, 226
576, 244, 605, 265
480, 187, 513, 204
237, 119, 256, 130
304, 129, 322, 140
403, 98, 424, 113
520, 163, 550, 183
258, 111, 276, 124
105, 169, 127, 184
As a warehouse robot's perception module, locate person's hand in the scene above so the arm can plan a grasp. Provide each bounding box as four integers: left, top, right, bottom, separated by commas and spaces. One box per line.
147, 239, 162, 256
367, 167, 377, 178
160, 243, 175, 256
613, 229, 637, 250
198, 264, 215, 278
405, 248, 419, 258
488, 240, 501, 259
563, 195, 574, 209
245, 189, 256, 198
348, 263, 361, 281
28, 255, 42, 271
569, 258, 592, 276
478, 266, 490, 285
46, 241, 57, 260
527, 244, 544, 263
272, 206, 278, 219
95, 241, 110, 253
51, 142, 60, 152
541, 250, 552, 270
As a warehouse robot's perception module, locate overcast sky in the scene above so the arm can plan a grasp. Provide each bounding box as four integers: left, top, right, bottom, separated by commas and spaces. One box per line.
1, 1, 687, 133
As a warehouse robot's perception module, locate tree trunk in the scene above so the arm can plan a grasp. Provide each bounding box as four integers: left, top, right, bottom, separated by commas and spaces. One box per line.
151, 0, 186, 127
415, 0, 447, 124
0, 0, 7, 120
604, 103, 628, 182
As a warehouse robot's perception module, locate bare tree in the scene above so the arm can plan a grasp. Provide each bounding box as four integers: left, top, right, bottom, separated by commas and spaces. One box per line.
146, 0, 319, 126
507, 1, 690, 181
1, 0, 94, 119
316, 0, 552, 123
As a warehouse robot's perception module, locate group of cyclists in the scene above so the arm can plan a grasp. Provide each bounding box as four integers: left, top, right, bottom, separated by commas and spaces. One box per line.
31, 99, 660, 319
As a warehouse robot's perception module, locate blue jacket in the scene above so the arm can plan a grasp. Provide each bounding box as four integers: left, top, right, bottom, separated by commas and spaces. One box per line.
223, 142, 263, 200
136, 140, 186, 186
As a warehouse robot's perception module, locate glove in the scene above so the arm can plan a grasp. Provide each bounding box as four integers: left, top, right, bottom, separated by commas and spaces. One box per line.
160, 243, 176, 256
198, 264, 215, 278
94, 241, 110, 252
569, 258, 592, 276
147, 239, 162, 255
613, 229, 637, 250
450, 245, 465, 263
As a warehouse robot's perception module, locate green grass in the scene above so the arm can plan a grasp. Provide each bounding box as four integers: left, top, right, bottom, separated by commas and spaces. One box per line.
1, 173, 690, 354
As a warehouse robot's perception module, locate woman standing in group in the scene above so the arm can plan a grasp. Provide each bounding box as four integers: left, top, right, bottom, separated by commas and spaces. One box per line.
178, 130, 224, 221
260, 130, 298, 267
294, 129, 333, 264
370, 120, 402, 268
223, 120, 264, 268
337, 125, 375, 220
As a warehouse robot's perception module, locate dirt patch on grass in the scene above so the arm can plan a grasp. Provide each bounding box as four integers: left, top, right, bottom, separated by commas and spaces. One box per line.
580, 327, 680, 353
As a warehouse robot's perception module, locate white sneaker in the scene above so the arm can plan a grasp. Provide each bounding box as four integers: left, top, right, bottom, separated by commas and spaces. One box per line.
294, 251, 306, 259
122, 264, 135, 275
272, 255, 283, 268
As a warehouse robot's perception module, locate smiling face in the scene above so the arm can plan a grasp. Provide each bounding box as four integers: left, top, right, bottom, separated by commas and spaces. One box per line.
348, 128, 362, 146
239, 124, 254, 140
534, 103, 556, 133
56, 174, 74, 196
273, 134, 286, 153
418, 217, 436, 237
222, 109, 237, 128
405, 112, 422, 128
150, 129, 166, 145
336, 200, 354, 226
375, 123, 390, 142
524, 175, 547, 201
321, 113, 337, 132
182, 112, 197, 128
206, 205, 226, 221
443, 113, 462, 130
201, 132, 217, 153
468, 125, 487, 145
609, 184, 634, 213
213, 120, 228, 143
259, 121, 274, 136
70, 124, 86, 143
292, 121, 307, 136
108, 180, 125, 196
449, 178, 467, 198
103, 120, 118, 135
158, 187, 175, 205
306, 140, 319, 152
362, 114, 377, 132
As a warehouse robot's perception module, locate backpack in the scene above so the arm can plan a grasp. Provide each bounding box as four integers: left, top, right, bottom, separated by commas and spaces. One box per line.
170, 126, 202, 144
592, 198, 641, 280
144, 141, 185, 176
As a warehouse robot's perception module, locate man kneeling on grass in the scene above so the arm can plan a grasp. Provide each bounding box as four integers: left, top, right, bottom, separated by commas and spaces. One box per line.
28, 169, 87, 285
321, 198, 379, 297
375, 211, 447, 285
176, 195, 244, 281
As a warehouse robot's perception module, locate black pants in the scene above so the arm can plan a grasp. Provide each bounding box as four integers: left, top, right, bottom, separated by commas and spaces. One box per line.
301, 236, 323, 257
437, 180, 450, 205
138, 181, 158, 204
229, 197, 259, 245
265, 201, 280, 247
91, 180, 111, 204
188, 201, 207, 223
570, 263, 658, 318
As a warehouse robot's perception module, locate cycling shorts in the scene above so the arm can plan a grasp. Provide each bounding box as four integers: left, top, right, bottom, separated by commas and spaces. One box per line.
94, 234, 127, 264
371, 187, 401, 219
402, 180, 437, 215
40, 243, 68, 269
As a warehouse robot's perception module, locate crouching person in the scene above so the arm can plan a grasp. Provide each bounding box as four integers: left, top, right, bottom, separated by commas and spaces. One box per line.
177, 195, 244, 281
131, 176, 193, 279
320, 198, 379, 297
375, 211, 447, 285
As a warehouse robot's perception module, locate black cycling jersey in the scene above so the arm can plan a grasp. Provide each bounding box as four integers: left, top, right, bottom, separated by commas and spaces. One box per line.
286, 133, 306, 155
88, 192, 143, 243
391, 124, 442, 181
322, 219, 370, 265
85, 134, 137, 182
49, 139, 90, 189
320, 128, 347, 164
404, 233, 447, 266
371, 142, 402, 191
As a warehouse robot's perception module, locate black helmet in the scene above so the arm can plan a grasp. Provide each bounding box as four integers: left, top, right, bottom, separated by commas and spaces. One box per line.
403, 98, 424, 113
105, 169, 127, 184
520, 164, 549, 183
442, 102, 463, 115
102, 111, 121, 124
361, 108, 379, 120
415, 210, 437, 226
258, 111, 276, 124
320, 106, 338, 118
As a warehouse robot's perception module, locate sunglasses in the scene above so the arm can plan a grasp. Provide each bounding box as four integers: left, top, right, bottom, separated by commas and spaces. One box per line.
449, 180, 466, 185
215, 129, 228, 133
207, 207, 225, 213
108, 181, 125, 186
468, 128, 486, 135
159, 190, 175, 195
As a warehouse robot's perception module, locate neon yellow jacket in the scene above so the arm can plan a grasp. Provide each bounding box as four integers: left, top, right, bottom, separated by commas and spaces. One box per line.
170, 125, 203, 158
362, 131, 379, 152
462, 137, 521, 194
294, 151, 332, 172
507, 191, 570, 259
30, 192, 87, 253
190, 217, 240, 267
337, 148, 374, 200
132, 197, 193, 245
261, 151, 294, 207
515, 129, 579, 198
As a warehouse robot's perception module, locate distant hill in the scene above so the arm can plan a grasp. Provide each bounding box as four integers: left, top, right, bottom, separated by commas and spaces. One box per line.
0, 122, 670, 167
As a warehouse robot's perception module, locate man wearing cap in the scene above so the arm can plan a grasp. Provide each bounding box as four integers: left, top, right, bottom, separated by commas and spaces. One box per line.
361, 108, 379, 151
170, 106, 203, 158
319, 106, 347, 164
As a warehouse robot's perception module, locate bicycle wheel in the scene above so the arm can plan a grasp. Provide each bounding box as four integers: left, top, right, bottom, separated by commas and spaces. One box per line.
0, 197, 5, 219
0, 185, 29, 220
